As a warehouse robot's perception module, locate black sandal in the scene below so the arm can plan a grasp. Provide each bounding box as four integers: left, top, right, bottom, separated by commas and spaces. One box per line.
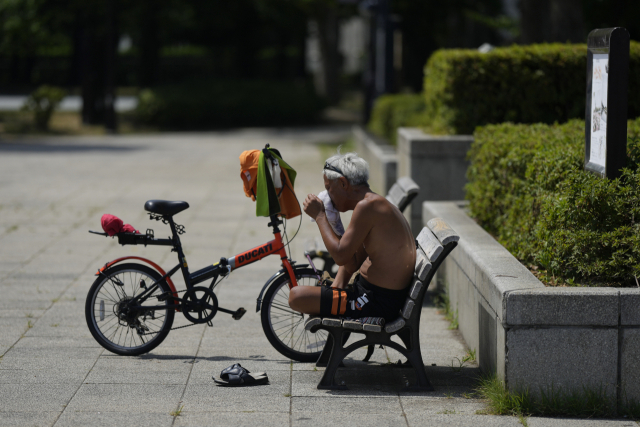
212, 363, 269, 387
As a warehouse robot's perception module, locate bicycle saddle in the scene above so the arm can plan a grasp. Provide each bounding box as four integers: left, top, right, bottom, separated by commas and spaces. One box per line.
144, 200, 189, 217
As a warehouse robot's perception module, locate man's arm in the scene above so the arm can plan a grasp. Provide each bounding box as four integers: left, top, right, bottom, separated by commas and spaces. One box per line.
312, 200, 374, 266
331, 244, 367, 289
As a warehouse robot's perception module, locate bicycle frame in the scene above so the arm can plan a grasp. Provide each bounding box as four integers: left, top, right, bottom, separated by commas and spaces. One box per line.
95, 214, 299, 312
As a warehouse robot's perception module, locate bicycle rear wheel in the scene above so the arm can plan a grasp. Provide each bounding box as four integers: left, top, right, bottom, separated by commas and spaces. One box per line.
261, 268, 328, 362
85, 263, 175, 356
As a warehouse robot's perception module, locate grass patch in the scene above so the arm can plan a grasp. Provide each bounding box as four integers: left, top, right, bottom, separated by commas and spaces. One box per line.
432, 290, 458, 330
451, 349, 477, 372
517, 414, 529, 426
170, 405, 184, 416
476, 374, 640, 418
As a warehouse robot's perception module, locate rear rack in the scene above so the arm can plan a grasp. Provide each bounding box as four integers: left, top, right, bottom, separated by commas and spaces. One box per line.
88, 230, 173, 247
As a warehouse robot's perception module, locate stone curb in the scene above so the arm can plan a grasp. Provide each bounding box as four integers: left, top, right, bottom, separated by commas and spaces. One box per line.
423, 201, 640, 401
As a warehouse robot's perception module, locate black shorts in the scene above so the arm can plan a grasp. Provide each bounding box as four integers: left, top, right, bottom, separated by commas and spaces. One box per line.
319, 274, 408, 322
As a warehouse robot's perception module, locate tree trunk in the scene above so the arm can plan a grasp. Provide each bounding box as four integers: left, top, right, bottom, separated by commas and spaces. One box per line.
316, 8, 341, 105
104, 0, 118, 132
138, 0, 159, 87
80, 10, 105, 125
519, 0, 551, 44
549, 0, 585, 43
520, 0, 585, 44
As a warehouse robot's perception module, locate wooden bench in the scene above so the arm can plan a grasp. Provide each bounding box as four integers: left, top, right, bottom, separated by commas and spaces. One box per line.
304, 217, 459, 390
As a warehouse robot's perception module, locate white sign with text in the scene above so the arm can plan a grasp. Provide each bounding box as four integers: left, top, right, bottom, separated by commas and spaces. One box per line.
590, 53, 609, 168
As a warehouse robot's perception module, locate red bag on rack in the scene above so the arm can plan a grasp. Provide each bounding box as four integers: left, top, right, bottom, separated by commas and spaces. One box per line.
101, 214, 139, 236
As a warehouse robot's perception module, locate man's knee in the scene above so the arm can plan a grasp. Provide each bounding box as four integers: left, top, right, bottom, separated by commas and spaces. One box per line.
288, 286, 303, 310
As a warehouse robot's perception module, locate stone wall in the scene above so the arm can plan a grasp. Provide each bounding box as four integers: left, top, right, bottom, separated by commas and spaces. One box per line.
397, 128, 472, 236
352, 125, 397, 195
423, 201, 640, 404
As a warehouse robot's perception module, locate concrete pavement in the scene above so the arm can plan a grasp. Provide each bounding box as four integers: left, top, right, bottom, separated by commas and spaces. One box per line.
0, 129, 635, 426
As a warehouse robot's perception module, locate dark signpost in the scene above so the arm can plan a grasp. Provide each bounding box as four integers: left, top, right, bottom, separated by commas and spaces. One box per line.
585, 27, 630, 179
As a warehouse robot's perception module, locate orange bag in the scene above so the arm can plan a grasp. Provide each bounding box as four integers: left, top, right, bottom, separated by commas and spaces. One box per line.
240, 150, 260, 201
239, 149, 301, 219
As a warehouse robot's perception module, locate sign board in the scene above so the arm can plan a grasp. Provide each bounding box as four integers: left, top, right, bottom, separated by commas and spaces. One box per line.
585, 28, 629, 179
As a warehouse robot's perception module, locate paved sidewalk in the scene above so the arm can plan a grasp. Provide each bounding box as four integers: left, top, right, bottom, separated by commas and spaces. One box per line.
0, 130, 635, 427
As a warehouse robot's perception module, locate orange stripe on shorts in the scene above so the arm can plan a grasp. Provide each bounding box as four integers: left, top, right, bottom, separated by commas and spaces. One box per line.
339, 291, 347, 315
331, 289, 339, 315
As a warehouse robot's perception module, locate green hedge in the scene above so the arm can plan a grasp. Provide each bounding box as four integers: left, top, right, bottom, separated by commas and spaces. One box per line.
466, 119, 640, 287
367, 93, 426, 144
424, 42, 640, 135
136, 79, 324, 129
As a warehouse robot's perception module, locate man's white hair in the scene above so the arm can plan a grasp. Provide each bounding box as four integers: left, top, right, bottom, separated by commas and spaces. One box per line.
323, 151, 369, 186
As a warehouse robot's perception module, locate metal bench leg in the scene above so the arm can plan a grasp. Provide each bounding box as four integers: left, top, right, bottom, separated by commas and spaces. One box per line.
402, 328, 433, 391
404, 348, 433, 391
316, 332, 348, 368
317, 329, 348, 390
316, 333, 333, 367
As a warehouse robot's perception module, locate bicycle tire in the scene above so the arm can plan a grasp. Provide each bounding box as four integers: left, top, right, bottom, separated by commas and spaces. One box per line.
85, 263, 175, 356
261, 268, 328, 362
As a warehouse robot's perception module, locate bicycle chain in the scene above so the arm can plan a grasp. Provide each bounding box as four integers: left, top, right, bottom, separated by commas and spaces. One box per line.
135, 289, 213, 336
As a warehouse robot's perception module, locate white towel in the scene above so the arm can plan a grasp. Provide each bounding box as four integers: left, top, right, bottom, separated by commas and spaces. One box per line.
310, 190, 345, 236
268, 158, 282, 189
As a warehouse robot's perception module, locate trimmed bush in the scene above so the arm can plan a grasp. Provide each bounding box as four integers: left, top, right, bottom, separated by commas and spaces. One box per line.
367, 93, 426, 144
136, 79, 324, 129
21, 85, 67, 131
424, 42, 640, 134
466, 119, 640, 287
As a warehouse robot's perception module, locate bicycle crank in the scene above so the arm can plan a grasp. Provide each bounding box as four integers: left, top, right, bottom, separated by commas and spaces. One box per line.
182, 286, 218, 324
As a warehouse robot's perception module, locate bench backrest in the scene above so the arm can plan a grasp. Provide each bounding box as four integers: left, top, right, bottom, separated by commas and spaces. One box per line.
386, 176, 419, 213
384, 217, 459, 333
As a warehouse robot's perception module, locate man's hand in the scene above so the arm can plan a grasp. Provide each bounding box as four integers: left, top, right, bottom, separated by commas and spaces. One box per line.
303, 194, 325, 220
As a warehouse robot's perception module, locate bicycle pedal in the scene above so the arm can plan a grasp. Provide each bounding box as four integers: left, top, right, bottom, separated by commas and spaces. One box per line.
232, 307, 246, 320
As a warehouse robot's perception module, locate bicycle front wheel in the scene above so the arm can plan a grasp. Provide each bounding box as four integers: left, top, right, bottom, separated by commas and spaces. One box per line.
85, 263, 175, 356
261, 268, 328, 362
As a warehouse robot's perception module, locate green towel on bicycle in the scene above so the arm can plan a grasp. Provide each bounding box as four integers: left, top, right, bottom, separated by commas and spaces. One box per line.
241, 148, 300, 219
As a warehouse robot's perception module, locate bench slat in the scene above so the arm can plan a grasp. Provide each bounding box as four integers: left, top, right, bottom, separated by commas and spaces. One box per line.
322, 318, 342, 327
343, 320, 364, 330
402, 300, 414, 319
305, 316, 321, 330
409, 279, 423, 300
363, 323, 382, 332
415, 248, 432, 281
416, 228, 444, 262
385, 317, 405, 333
397, 176, 419, 195
427, 217, 459, 245
386, 183, 406, 208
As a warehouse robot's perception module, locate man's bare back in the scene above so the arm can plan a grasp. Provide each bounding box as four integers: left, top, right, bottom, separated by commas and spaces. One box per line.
355, 193, 416, 290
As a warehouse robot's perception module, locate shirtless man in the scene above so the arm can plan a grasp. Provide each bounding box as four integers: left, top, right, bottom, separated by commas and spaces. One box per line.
288, 152, 416, 321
